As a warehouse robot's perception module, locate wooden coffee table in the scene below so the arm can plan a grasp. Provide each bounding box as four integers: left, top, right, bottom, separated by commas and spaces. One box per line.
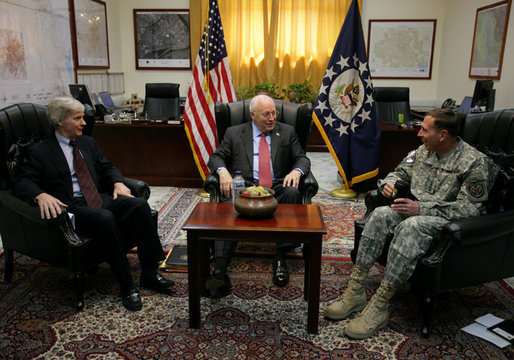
183, 202, 327, 334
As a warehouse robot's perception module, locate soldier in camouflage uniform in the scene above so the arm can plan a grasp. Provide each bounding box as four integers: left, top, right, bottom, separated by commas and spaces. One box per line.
326, 108, 498, 339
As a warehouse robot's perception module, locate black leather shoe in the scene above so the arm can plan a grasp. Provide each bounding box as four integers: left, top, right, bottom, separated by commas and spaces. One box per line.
205, 269, 231, 298
272, 259, 290, 287
122, 289, 142, 311
140, 273, 175, 292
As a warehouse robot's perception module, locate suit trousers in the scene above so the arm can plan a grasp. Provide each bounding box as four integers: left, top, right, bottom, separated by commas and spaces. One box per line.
214, 182, 302, 270
70, 195, 165, 289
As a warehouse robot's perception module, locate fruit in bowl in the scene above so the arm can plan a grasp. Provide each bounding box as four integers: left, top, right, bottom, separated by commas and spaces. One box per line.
234, 186, 278, 218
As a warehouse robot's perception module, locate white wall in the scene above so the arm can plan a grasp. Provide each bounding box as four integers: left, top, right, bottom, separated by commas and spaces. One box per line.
362, 0, 447, 106
103, 0, 191, 102
362, 0, 513, 109
104, 0, 512, 109
437, 0, 513, 110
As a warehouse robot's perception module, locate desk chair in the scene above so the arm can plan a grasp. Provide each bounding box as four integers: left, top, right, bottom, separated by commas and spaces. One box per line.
374, 87, 411, 124
142, 83, 180, 120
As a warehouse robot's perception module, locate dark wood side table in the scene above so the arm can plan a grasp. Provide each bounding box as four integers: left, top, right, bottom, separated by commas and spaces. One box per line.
183, 202, 327, 334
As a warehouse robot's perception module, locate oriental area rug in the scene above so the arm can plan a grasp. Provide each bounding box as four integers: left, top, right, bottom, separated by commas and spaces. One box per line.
0, 189, 513, 359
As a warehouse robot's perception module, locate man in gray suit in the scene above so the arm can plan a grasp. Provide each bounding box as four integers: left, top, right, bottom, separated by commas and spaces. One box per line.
206, 94, 311, 297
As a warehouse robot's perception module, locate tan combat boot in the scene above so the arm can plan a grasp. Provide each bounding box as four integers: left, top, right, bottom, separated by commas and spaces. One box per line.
344, 280, 396, 339
325, 265, 369, 320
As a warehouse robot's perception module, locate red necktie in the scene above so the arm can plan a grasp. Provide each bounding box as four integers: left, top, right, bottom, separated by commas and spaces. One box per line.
70, 140, 103, 208
259, 133, 273, 188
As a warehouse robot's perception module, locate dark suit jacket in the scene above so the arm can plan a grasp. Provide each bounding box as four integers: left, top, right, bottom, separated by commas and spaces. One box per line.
12, 134, 123, 205
207, 121, 310, 183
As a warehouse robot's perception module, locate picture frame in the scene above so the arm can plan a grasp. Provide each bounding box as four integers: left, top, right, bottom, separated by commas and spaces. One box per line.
69, 0, 110, 69
469, 0, 511, 79
367, 19, 436, 79
133, 9, 191, 70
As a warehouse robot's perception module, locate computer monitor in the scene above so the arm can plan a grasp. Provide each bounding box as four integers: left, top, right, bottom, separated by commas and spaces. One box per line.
471, 79, 495, 111
69, 84, 94, 108
92, 93, 101, 105
98, 91, 115, 108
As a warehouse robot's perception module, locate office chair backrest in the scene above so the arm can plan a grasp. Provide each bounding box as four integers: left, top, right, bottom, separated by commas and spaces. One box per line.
143, 83, 180, 120
374, 87, 411, 123
214, 99, 313, 151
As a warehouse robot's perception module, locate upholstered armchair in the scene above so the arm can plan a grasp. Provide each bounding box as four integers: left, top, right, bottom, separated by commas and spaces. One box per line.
351, 109, 514, 337
142, 83, 181, 120
0, 103, 156, 310
203, 99, 318, 203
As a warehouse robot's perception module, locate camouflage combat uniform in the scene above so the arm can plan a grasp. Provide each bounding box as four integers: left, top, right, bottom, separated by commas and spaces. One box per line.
358, 139, 498, 288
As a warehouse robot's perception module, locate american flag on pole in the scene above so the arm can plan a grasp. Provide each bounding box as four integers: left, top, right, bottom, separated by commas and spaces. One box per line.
183, 0, 236, 180
312, 0, 380, 189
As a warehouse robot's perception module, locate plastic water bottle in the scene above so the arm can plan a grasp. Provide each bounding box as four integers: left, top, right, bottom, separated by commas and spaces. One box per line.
232, 170, 245, 203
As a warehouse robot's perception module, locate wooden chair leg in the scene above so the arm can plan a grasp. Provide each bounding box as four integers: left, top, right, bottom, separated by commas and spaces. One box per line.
4, 249, 14, 283
73, 272, 86, 311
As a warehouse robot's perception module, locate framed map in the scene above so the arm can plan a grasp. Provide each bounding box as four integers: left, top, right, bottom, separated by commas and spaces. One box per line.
133, 9, 191, 70
70, 0, 110, 69
469, 0, 511, 79
367, 20, 436, 79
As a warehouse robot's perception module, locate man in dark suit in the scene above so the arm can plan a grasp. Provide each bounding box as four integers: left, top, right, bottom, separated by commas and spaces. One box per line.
12, 96, 174, 311
206, 94, 311, 297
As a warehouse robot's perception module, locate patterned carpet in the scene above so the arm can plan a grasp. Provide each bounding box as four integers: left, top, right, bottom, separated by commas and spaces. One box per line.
0, 255, 512, 359
1, 189, 513, 359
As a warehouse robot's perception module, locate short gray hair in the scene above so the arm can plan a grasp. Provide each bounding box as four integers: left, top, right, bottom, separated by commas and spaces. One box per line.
249, 94, 274, 113
47, 97, 84, 129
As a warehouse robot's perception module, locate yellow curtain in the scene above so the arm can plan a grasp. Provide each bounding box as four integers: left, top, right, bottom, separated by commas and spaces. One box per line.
190, 0, 360, 95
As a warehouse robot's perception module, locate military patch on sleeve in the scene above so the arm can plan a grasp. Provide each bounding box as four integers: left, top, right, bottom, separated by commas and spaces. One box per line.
468, 183, 485, 198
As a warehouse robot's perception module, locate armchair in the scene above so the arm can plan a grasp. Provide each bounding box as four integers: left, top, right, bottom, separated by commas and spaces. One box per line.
142, 83, 180, 120
204, 99, 318, 203
351, 109, 514, 337
0, 103, 156, 310
374, 87, 411, 124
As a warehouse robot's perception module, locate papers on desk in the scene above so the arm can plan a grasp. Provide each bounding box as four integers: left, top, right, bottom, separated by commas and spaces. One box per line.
462, 313, 511, 348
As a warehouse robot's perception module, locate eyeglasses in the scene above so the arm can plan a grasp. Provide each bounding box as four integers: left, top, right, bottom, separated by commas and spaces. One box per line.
259, 111, 279, 119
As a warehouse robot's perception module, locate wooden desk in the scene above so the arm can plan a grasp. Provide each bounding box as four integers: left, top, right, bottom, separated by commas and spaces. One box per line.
183, 202, 327, 334
93, 121, 203, 187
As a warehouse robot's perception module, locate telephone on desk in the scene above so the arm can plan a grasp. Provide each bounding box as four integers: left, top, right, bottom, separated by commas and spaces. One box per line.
95, 104, 113, 117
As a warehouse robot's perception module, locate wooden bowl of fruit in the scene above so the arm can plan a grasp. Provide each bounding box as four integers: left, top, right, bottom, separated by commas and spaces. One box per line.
234, 185, 278, 218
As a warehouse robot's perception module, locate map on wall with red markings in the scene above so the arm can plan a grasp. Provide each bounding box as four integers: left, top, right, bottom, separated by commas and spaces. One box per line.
0, 0, 74, 107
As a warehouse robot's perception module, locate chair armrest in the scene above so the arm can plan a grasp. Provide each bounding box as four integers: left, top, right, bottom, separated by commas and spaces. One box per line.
204, 173, 220, 202
421, 210, 514, 267
204, 171, 319, 204
124, 177, 150, 200
0, 190, 83, 246
299, 171, 318, 204
362, 189, 391, 220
